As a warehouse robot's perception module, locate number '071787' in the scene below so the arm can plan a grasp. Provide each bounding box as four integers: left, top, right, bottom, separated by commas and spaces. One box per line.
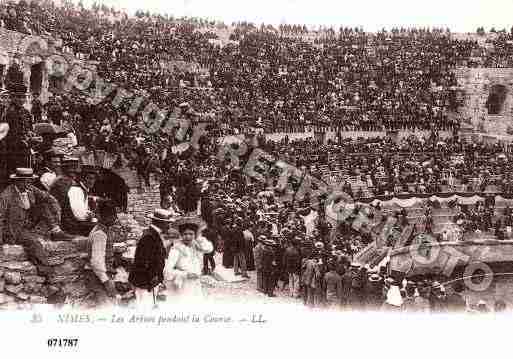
47, 338, 79, 347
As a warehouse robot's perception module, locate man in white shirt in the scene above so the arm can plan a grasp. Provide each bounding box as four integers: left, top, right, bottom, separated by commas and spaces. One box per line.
50, 158, 98, 236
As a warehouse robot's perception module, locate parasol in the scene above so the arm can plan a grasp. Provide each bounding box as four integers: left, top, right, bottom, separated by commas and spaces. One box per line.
34, 123, 66, 135
0, 123, 9, 141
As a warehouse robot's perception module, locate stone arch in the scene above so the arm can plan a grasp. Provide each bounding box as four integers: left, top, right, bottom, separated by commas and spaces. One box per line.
486, 84, 508, 115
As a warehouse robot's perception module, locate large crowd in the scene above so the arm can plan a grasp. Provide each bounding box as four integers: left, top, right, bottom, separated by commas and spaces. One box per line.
2, 0, 513, 312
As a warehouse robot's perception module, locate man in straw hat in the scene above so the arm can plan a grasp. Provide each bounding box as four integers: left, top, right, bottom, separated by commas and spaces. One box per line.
85, 199, 120, 307
129, 209, 172, 309
163, 216, 213, 303
0, 168, 71, 244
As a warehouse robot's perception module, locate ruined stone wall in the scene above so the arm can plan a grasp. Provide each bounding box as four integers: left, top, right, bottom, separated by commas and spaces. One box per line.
455, 67, 513, 135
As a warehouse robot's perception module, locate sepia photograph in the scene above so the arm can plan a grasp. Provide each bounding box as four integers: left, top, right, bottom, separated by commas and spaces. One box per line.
1, 0, 513, 356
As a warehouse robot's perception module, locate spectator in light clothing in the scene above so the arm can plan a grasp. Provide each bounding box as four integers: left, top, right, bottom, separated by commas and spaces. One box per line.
86, 200, 119, 307
324, 260, 343, 309
253, 235, 266, 292
282, 237, 302, 298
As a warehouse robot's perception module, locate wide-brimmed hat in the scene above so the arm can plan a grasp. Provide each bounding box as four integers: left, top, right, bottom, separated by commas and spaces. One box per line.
257, 235, 267, 242
81, 165, 99, 175
61, 157, 81, 173
369, 274, 383, 283
314, 241, 324, 249
148, 209, 174, 222
10, 168, 38, 180
173, 215, 206, 232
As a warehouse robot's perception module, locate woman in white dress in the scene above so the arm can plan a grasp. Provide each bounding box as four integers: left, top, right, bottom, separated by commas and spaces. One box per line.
163, 216, 213, 304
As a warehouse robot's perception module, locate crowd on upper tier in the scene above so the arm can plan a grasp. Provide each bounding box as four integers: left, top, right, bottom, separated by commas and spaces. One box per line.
1, 0, 507, 146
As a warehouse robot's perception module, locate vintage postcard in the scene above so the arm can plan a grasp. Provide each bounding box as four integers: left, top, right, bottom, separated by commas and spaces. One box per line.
0, 0, 512, 356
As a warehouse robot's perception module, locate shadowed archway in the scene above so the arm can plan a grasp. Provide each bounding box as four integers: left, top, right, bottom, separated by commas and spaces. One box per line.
487, 84, 508, 115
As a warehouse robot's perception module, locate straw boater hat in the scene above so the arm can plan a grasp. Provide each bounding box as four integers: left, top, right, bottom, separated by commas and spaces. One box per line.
148, 209, 174, 222
369, 274, 382, 283
172, 215, 206, 233
10, 168, 38, 180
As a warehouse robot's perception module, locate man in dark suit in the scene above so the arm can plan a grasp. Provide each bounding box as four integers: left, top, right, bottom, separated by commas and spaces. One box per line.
129, 209, 172, 309
261, 239, 277, 297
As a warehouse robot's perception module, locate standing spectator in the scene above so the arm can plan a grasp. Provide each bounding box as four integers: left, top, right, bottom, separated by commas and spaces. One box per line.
261, 239, 277, 297
283, 237, 302, 298
129, 209, 171, 309
86, 200, 119, 307
232, 220, 249, 278
324, 260, 342, 309
202, 226, 218, 275
253, 235, 266, 293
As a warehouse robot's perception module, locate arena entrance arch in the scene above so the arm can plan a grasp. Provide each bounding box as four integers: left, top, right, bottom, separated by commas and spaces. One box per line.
30, 62, 44, 95
486, 84, 508, 115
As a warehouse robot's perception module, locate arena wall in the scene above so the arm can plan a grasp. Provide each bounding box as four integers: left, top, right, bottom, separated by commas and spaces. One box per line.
456, 67, 513, 135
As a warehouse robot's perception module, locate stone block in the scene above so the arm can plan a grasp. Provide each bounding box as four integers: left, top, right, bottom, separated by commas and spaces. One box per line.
41, 285, 60, 297
0, 268, 4, 278
0, 293, 16, 305
0, 279, 4, 292
0, 261, 37, 275
16, 292, 29, 301
4, 272, 22, 285
0, 245, 27, 262
5, 284, 23, 295
24, 282, 43, 294
21, 233, 89, 266
23, 275, 46, 284
61, 280, 90, 299
46, 274, 80, 284
29, 295, 46, 304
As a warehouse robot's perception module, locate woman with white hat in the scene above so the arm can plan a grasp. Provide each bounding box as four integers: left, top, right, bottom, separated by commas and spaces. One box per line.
163, 216, 213, 303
